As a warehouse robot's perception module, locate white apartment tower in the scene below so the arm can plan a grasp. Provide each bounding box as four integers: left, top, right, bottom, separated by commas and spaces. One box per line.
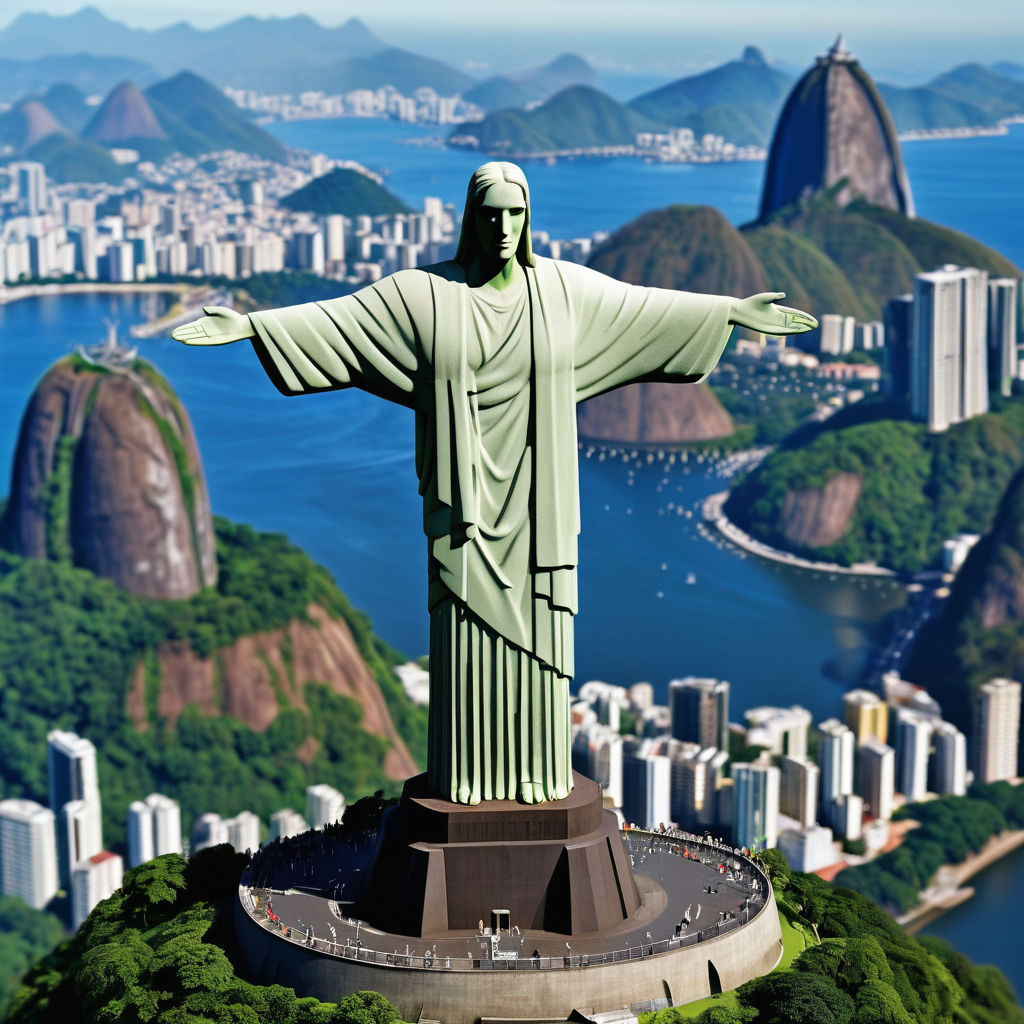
779, 755, 819, 830
127, 794, 182, 867
48, 730, 102, 887
818, 718, 855, 803
270, 809, 309, 841
911, 265, 989, 431
732, 757, 780, 851
306, 784, 346, 830
0, 799, 59, 909
929, 721, 968, 796
987, 278, 1019, 397
622, 742, 671, 829
895, 710, 933, 801
856, 739, 895, 821
71, 851, 123, 930
974, 678, 1021, 783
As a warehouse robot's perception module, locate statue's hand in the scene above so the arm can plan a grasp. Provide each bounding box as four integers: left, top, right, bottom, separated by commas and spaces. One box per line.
729, 292, 818, 336
171, 306, 254, 346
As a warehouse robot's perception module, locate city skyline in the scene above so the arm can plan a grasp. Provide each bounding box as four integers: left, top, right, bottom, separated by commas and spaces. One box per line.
0, 2, 1021, 81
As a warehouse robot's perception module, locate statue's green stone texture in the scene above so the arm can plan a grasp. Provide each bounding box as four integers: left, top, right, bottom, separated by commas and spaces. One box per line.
174, 161, 815, 806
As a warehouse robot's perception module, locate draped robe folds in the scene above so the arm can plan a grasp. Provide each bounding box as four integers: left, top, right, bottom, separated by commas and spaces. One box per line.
246, 257, 734, 805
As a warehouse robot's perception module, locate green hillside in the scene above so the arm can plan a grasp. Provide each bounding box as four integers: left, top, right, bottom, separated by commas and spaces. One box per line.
588, 204, 768, 295
22, 132, 129, 184
280, 167, 411, 217
726, 400, 1024, 575
145, 71, 287, 162
450, 84, 661, 153
0, 517, 426, 851
7, 843, 1021, 1024
307, 46, 474, 95
905, 463, 1024, 728
628, 47, 793, 146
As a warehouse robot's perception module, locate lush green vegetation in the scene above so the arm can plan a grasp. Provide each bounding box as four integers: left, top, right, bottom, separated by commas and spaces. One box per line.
5, 846, 405, 1024
834, 783, 1024, 914
0, 898, 66, 1017
0, 517, 427, 850
727, 400, 1024, 572
627, 49, 793, 147
451, 85, 662, 154
280, 169, 410, 218
905, 462, 1024, 727
641, 848, 1024, 1024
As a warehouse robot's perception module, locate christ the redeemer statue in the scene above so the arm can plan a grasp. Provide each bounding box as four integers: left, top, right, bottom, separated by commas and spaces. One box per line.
174, 161, 816, 808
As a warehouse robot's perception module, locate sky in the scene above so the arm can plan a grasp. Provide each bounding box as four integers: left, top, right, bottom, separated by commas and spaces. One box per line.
1, 1, 1023, 82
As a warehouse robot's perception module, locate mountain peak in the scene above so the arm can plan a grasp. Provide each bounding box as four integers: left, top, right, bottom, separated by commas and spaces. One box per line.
82, 79, 166, 144
742, 45, 768, 66
0, 354, 217, 599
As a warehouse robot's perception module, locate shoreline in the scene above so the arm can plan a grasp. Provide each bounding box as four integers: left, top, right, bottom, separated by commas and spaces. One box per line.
0, 282, 186, 307
900, 828, 1024, 935
702, 490, 898, 579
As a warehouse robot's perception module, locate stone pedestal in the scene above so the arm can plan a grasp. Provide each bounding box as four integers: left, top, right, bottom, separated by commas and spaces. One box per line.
361, 772, 640, 937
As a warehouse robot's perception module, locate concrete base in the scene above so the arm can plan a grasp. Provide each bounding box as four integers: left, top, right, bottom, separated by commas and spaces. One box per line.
361, 773, 640, 936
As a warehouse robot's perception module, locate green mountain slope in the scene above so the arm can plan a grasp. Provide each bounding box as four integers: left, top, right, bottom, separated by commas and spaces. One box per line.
145, 71, 287, 161
726, 401, 1024, 575
0, 517, 426, 851
628, 47, 793, 145
451, 84, 662, 153
906, 463, 1024, 729
304, 46, 475, 96
23, 132, 129, 184
280, 167, 411, 217
588, 204, 769, 294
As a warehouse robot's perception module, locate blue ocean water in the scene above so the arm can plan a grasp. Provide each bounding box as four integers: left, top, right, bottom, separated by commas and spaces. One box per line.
1, 122, 1023, 992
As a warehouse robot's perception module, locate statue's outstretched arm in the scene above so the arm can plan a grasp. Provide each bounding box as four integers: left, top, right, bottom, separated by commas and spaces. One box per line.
172, 306, 254, 345
729, 292, 817, 336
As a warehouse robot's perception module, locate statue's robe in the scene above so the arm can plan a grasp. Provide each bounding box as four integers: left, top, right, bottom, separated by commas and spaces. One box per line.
246, 257, 734, 804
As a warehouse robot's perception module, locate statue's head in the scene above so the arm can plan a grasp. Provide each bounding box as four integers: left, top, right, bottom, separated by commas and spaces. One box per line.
454, 161, 536, 269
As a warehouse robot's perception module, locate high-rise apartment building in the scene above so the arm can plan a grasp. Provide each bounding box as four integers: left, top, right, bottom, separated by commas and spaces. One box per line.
669, 743, 717, 829
856, 739, 895, 821
911, 265, 989, 432
895, 710, 933, 801
818, 718, 854, 803
48, 730, 102, 887
744, 706, 810, 757
669, 677, 729, 752
842, 689, 888, 745
987, 278, 1019, 397
269, 809, 308, 841
306, 784, 346, 830
732, 757, 780, 851
779, 755, 819, 830
127, 794, 182, 867
622, 742, 671, 829
71, 851, 123, 929
225, 811, 261, 854
192, 813, 228, 853
0, 799, 59, 909
929, 721, 968, 796
974, 678, 1021, 783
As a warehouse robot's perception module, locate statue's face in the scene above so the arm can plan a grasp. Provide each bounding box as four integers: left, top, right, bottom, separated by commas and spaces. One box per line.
473, 181, 526, 263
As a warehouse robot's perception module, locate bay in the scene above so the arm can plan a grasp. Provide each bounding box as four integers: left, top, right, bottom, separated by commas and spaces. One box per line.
2, 122, 1023, 993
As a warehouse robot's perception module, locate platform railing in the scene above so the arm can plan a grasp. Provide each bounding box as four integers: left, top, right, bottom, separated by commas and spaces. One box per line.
238, 825, 773, 972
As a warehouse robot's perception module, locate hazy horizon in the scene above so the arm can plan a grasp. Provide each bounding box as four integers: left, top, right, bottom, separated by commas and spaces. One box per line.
0, 2, 1021, 83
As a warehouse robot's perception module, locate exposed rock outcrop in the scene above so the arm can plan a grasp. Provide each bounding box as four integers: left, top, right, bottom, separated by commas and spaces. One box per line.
778, 471, 863, 549
759, 36, 914, 220
1, 354, 217, 599
126, 604, 416, 781
578, 381, 734, 444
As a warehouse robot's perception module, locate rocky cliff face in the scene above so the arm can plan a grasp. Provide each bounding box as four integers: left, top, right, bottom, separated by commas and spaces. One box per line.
577, 381, 735, 444
1, 355, 217, 599
778, 471, 863, 550
125, 604, 417, 781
